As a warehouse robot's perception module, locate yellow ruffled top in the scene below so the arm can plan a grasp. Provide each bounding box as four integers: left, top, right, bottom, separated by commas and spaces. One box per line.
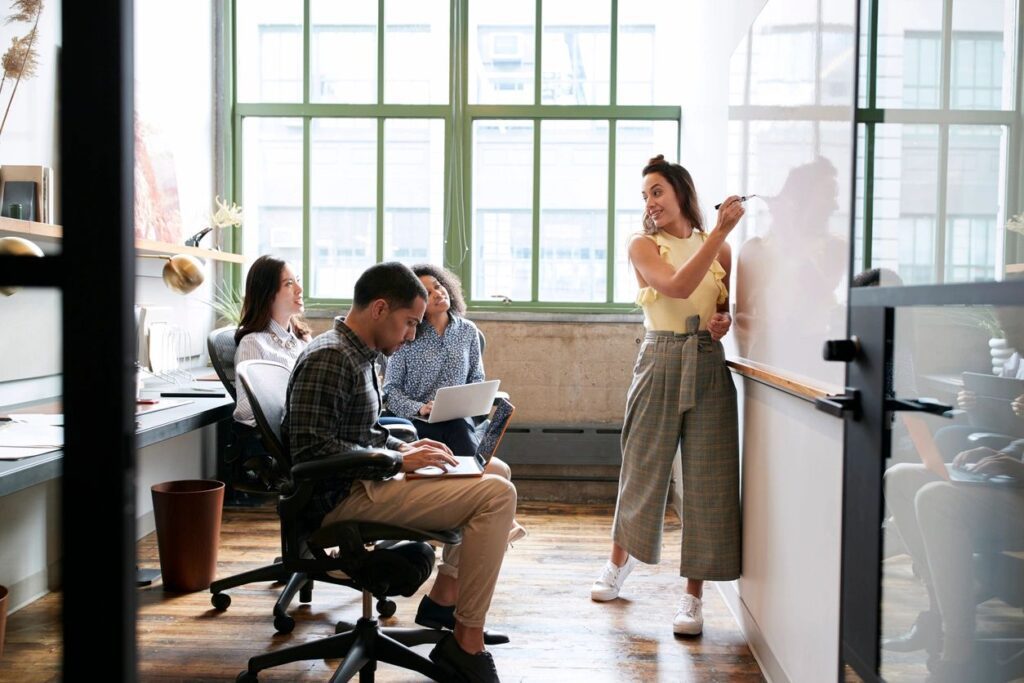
635, 230, 728, 333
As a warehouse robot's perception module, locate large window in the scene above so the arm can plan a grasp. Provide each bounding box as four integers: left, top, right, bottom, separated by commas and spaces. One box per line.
233, 0, 680, 310
855, 0, 1019, 284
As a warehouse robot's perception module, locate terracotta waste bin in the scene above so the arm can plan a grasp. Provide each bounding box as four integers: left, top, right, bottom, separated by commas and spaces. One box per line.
151, 480, 225, 592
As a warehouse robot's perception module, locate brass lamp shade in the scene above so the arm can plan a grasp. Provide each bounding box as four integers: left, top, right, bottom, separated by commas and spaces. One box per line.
162, 254, 205, 294
0, 236, 45, 296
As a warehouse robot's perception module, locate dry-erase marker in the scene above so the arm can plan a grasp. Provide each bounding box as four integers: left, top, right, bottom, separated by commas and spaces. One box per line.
714, 194, 758, 210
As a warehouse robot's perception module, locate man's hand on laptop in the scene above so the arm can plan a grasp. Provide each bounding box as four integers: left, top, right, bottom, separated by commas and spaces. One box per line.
971, 453, 1024, 479
418, 401, 434, 417
398, 439, 457, 473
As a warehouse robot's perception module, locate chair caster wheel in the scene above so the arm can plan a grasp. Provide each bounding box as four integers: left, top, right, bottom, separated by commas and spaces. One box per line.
212, 593, 231, 611
236, 671, 258, 682
376, 599, 397, 619
274, 614, 295, 634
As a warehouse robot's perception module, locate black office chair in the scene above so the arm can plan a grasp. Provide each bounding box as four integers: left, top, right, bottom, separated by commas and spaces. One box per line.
231, 359, 461, 682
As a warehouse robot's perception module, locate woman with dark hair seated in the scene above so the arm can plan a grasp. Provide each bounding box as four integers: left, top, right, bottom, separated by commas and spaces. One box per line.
231, 255, 311, 486
383, 264, 486, 455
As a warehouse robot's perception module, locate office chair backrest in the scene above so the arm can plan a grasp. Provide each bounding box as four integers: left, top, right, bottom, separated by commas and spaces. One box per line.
236, 359, 291, 468
208, 326, 240, 400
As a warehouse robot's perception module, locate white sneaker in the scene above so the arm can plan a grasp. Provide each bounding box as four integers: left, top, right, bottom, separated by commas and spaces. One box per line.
590, 556, 638, 601
673, 594, 704, 635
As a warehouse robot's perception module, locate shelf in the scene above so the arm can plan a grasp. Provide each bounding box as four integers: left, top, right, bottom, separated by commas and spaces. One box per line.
0, 216, 244, 264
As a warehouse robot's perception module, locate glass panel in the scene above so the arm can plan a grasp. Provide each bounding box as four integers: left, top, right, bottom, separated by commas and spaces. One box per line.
310, 0, 377, 104
539, 120, 608, 303
945, 125, 1006, 283
541, 0, 611, 106
880, 302, 1024, 682
614, 120, 677, 303
876, 0, 943, 109
383, 119, 445, 267
236, 1, 303, 103
468, 0, 535, 105
616, 5, 683, 105
310, 119, 377, 299
241, 117, 304, 271
384, 0, 449, 104
868, 123, 941, 285
951, 0, 1016, 110
472, 120, 533, 303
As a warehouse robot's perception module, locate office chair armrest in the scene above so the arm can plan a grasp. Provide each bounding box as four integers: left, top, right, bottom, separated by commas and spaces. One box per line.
291, 448, 403, 482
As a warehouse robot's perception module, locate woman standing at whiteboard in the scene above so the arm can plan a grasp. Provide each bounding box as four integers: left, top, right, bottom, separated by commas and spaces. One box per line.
590, 155, 745, 636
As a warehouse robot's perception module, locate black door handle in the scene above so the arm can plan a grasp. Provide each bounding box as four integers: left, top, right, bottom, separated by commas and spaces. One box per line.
884, 397, 954, 417
815, 388, 861, 419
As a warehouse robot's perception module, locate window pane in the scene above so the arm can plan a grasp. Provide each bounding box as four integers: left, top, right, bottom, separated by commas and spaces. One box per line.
310, 0, 377, 104
473, 120, 533, 303
236, 1, 303, 103
869, 124, 940, 284
944, 125, 1006, 283
241, 118, 304, 270
540, 120, 608, 302
384, 0, 449, 104
616, 5, 682, 105
469, 0, 535, 105
541, 0, 610, 106
310, 119, 377, 299
877, 1, 942, 109
951, 0, 1015, 110
383, 119, 445, 266
614, 120, 678, 303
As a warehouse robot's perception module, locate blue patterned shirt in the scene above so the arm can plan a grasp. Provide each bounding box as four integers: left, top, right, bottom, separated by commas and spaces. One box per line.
382, 314, 485, 418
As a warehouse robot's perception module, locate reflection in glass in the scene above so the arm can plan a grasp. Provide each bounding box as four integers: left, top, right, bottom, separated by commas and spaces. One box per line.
383, 119, 445, 268
614, 120, 677, 302
242, 118, 304, 270
880, 304, 1024, 682
473, 120, 533, 303
541, 0, 610, 106
539, 120, 608, 302
310, 0, 377, 104
945, 125, 1006, 283
310, 119, 377, 299
468, 0, 535, 105
236, 1, 303, 103
384, 0, 449, 104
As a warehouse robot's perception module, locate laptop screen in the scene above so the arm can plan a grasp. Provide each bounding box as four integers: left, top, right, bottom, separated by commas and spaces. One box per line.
475, 398, 515, 465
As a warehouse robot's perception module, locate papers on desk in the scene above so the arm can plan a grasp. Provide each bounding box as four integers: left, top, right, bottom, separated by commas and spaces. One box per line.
0, 422, 63, 460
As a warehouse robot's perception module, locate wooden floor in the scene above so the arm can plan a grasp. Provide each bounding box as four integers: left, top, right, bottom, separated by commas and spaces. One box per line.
0, 502, 764, 682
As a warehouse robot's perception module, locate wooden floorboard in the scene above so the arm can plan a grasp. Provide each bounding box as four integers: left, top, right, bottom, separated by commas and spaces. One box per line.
0, 502, 764, 682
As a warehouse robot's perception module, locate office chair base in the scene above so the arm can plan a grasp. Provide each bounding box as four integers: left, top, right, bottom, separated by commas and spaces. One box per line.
240, 617, 449, 682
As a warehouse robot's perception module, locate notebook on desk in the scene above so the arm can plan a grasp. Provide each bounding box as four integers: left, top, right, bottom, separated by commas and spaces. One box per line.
414, 379, 501, 423
407, 398, 514, 479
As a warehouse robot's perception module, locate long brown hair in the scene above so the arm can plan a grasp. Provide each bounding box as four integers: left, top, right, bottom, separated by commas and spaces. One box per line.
641, 154, 704, 234
235, 255, 312, 344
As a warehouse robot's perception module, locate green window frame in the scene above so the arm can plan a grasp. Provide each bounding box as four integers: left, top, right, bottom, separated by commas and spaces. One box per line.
228, 0, 681, 313
855, 0, 1023, 282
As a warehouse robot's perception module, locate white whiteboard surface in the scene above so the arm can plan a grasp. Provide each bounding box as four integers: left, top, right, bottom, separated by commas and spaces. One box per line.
725, 0, 857, 391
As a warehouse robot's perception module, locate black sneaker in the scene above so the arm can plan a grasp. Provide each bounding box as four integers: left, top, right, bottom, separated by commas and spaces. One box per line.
415, 596, 510, 645
429, 633, 500, 683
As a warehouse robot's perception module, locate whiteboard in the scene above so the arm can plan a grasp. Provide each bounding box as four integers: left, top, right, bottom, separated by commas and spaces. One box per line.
725, 0, 857, 392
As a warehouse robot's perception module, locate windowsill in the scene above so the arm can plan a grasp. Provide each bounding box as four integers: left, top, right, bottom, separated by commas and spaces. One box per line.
303, 307, 643, 324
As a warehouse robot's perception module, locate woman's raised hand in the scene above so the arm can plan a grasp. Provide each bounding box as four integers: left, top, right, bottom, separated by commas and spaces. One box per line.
713, 196, 745, 236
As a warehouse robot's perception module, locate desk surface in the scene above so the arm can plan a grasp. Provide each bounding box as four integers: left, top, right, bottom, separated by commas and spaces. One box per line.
0, 390, 233, 497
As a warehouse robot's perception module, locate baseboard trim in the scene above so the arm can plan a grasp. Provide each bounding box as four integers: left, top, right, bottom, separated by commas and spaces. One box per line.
716, 580, 790, 683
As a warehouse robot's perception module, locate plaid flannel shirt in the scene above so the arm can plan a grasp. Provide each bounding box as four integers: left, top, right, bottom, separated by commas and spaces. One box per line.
283, 317, 405, 520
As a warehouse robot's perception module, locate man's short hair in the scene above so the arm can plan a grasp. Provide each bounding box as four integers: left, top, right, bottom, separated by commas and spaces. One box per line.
352, 261, 428, 310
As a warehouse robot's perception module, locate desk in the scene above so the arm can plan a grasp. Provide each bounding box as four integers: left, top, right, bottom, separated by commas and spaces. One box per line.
0, 394, 233, 497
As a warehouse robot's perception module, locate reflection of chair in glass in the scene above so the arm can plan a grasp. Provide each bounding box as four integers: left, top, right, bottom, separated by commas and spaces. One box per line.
230, 359, 460, 681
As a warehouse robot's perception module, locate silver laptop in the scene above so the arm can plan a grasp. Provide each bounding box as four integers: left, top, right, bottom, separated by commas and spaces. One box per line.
415, 379, 501, 424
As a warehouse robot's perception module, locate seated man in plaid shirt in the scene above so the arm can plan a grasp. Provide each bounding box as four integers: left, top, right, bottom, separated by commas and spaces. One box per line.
284, 261, 515, 683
